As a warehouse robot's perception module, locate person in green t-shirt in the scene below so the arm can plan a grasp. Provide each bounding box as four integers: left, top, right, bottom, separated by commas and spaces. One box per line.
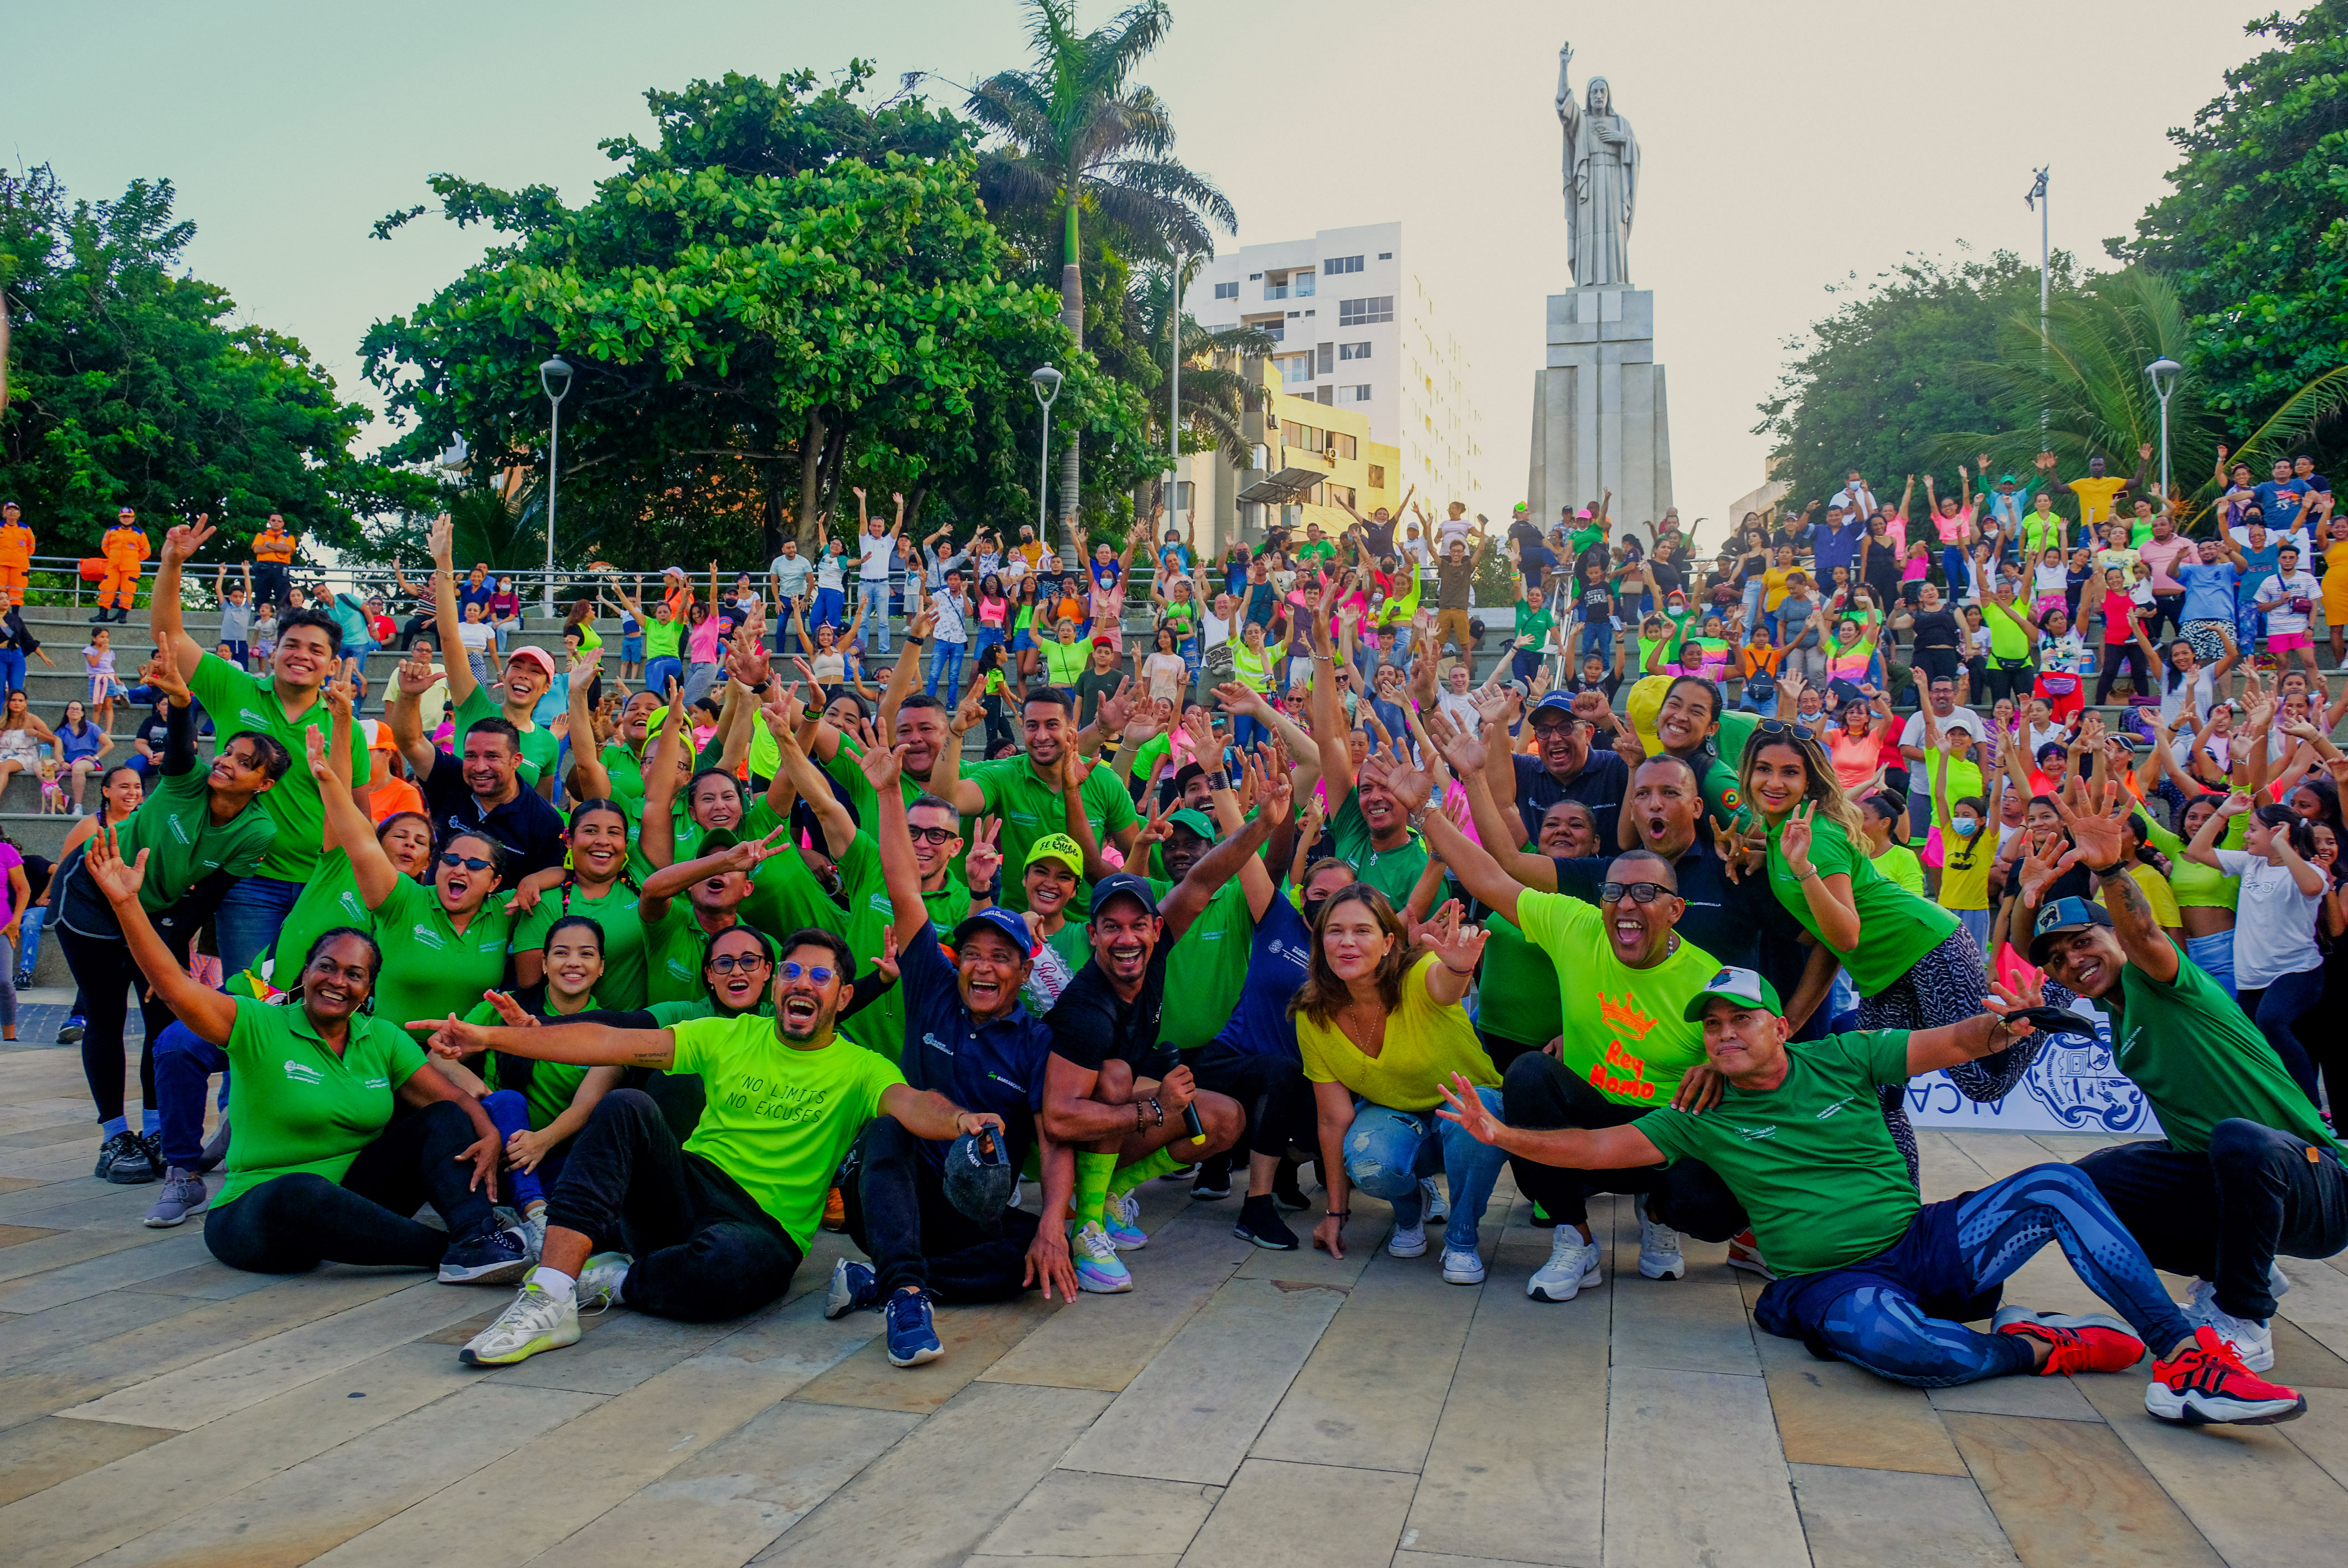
422, 520, 563, 794
1435, 967, 2308, 1427
419, 926, 1007, 1370
148, 515, 372, 977
2028, 776, 2348, 1371
507, 801, 650, 1011
935, 688, 1139, 919
76, 828, 522, 1283
1302, 592, 1427, 907
1742, 716, 2035, 1184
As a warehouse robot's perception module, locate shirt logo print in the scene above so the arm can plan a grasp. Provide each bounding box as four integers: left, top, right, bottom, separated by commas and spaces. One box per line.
411, 925, 445, 951
1734, 1125, 1778, 1141
283, 1060, 324, 1085
1815, 1097, 1852, 1120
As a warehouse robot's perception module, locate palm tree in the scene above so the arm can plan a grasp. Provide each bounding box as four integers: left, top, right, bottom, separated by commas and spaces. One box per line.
967, 0, 1237, 537
1944, 267, 2348, 527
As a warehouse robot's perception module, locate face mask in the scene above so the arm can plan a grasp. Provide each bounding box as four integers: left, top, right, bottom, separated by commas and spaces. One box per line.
1950, 817, 1979, 837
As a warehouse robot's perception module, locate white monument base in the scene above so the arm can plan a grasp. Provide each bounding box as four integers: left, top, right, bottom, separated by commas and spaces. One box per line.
1526, 287, 1672, 534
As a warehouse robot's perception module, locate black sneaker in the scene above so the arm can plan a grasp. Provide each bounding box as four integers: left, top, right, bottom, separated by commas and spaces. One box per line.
95, 1129, 151, 1182
58, 1014, 86, 1044
1191, 1153, 1232, 1201
1233, 1194, 1299, 1251
1271, 1163, 1312, 1213
437, 1225, 531, 1286
195, 1115, 231, 1174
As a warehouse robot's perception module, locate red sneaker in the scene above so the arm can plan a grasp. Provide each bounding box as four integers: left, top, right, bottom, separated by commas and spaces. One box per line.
2146, 1324, 2306, 1426
1992, 1308, 2145, 1376
1724, 1229, 1775, 1281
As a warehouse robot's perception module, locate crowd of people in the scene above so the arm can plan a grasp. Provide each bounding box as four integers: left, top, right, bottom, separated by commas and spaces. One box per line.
31, 445, 2348, 1431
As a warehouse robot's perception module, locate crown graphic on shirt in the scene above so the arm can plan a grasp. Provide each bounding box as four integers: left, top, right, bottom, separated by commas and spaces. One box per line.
1598, 991, 1659, 1041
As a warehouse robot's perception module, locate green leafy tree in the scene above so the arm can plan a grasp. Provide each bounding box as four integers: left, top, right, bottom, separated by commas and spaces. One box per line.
362, 65, 1154, 569
1754, 248, 2081, 514
0, 166, 406, 560
967, 0, 1237, 530
2118, 3, 2348, 472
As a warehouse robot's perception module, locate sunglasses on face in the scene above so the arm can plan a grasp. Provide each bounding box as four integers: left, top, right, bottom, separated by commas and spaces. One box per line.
439, 853, 494, 872
1754, 718, 1817, 742
906, 824, 957, 845
707, 953, 774, 976
1600, 881, 1675, 905
777, 961, 835, 983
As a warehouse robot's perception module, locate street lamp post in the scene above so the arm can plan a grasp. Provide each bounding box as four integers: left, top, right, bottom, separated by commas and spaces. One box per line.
1031, 364, 1064, 551
2148, 358, 2182, 506
538, 356, 574, 618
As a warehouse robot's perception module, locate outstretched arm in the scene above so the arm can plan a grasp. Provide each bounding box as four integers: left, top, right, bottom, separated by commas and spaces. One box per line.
79, 826, 239, 1045
1438, 1071, 1663, 1168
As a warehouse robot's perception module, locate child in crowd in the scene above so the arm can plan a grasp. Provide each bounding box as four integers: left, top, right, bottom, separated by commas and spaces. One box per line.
251, 602, 277, 669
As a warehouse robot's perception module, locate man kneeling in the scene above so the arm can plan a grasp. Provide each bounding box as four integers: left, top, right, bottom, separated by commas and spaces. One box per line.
1438, 967, 2306, 1428
414, 927, 1005, 1369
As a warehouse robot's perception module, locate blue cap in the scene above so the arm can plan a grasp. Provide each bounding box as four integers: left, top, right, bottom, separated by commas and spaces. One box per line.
1090, 871, 1160, 919
2029, 896, 2113, 964
951, 906, 1034, 957
1529, 692, 1578, 721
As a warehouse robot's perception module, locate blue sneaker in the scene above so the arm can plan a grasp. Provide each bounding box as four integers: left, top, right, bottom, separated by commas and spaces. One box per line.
437, 1225, 531, 1286
1103, 1191, 1147, 1250
884, 1288, 943, 1367
826, 1257, 879, 1321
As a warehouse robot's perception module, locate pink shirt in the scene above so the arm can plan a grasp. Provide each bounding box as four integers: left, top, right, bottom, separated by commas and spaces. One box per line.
1934, 506, 1976, 545
2137, 536, 2194, 594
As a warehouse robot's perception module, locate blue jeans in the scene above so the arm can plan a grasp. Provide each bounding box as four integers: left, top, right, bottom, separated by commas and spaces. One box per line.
858, 583, 891, 653
1578, 618, 1610, 658
811, 586, 846, 632
969, 626, 1006, 673
215, 874, 305, 979
643, 655, 682, 700
0, 646, 24, 695
1232, 713, 1267, 754
1341, 1090, 1507, 1253
16, 903, 45, 981
482, 1090, 547, 1211
155, 1021, 229, 1170
2185, 930, 2236, 1000
927, 639, 966, 705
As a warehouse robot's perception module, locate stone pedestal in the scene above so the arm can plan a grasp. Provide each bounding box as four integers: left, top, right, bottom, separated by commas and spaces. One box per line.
1526, 287, 1673, 533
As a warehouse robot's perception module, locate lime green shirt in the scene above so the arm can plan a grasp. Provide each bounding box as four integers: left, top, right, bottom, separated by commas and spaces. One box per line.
455, 685, 560, 786
667, 1015, 905, 1246
1513, 889, 1718, 1105
1763, 815, 1959, 996
187, 653, 371, 883
267, 848, 374, 982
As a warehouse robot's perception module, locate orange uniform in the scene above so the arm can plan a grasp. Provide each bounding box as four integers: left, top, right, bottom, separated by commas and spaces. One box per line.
253, 524, 296, 564
0, 517, 33, 606
100, 524, 151, 611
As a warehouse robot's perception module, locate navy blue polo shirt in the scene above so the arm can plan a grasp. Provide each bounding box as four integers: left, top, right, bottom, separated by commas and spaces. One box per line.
1813, 519, 1867, 580
1212, 890, 1313, 1060
1512, 749, 1629, 848
897, 925, 1052, 1169
1551, 839, 1808, 991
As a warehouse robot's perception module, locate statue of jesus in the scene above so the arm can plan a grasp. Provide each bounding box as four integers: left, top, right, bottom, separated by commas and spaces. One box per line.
1556, 42, 1639, 288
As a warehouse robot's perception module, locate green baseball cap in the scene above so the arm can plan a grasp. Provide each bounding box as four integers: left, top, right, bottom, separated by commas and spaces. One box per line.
1680, 965, 1784, 1022
1165, 808, 1217, 842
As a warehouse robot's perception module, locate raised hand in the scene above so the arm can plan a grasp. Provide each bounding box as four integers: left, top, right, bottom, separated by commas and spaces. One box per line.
1423, 898, 1487, 971
1094, 676, 1140, 739
83, 822, 149, 907
1259, 759, 1295, 826
1435, 1070, 1505, 1145
394, 646, 437, 697
874, 925, 901, 986
482, 989, 542, 1029
1709, 813, 1765, 882
1211, 680, 1265, 719
965, 816, 1003, 891
140, 639, 190, 702
858, 739, 909, 792
2052, 772, 2131, 871
717, 823, 792, 875
1778, 801, 1816, 878
1358, 749, 1433, 812
1420, 704, 1487, 775
161, 518, 217, 565
428, 512, 454, 567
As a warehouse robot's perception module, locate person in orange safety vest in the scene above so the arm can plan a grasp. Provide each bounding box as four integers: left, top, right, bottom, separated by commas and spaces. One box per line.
95, 507, 150, 622
251, 512, 297, 611
0, 502, 33, 607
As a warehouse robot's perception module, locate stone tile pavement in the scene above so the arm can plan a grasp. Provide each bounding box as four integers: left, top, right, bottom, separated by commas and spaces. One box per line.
2, 1040, 2345, 1566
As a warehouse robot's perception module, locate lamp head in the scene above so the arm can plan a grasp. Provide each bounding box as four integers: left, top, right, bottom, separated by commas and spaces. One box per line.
539, 355, 575, 404
2147, 357, 2182, 399
1030, 364, 1063, 407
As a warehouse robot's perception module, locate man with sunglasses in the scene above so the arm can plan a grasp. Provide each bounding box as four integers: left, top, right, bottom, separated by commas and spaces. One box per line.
1505, 691, 1629, 845
1367, 752, 1738, 1301
423, 928, 1003, 1370
818, 768, 1082, 1338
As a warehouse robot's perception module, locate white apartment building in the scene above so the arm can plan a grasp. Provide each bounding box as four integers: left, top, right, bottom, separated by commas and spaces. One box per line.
1190, 222, 1486, 515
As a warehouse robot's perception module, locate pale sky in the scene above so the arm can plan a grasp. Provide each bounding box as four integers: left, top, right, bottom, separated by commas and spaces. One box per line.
7, 0, 2262, 550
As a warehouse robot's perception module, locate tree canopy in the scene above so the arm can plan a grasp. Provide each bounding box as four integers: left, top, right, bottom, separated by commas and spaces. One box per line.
362, 63, 1155, 568
0, 166, 402, 559
2118, 2, 2348, 471
1753, 249, 2082, 513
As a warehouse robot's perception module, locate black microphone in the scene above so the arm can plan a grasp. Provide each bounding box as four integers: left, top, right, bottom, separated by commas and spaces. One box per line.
1182, 1103, 1206, 1141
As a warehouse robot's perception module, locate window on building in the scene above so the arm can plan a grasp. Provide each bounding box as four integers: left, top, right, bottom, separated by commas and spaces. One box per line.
1368, 464, 1386, 488
1212, 281, 1238, 300
1328, 484, 1355, 509
1331, 432, 1357, 459
1280, 355, 1312, 386
1316, 343, 1334, 375
1339, 341, 1372, 361
1377, 251, 1392, 259
1173, 480, 1194, 510
1324, 255, 1363, 275
1338, 296, 1394, 326
1316, 386, 1332, 405
1338, 384, 1374, 406
1355, 385, 1372, 401
1265, 279, 1288, 301
1293, 272, 1316, 297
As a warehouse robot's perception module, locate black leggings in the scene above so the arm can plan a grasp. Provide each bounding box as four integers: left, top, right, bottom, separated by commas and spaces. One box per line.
1192, 1040, 1317, 1164
60, 927, 180, 1125
2093, 639, 2153, 704
1499, 1053, 1747, 1239
546, 1089, 802, 1323
843, 1114, 1038, 1303
204, 1101, 497, 1273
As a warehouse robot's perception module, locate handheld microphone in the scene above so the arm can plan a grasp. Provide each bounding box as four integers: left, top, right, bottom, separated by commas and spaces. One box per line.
1182, 1104, 1206, 1142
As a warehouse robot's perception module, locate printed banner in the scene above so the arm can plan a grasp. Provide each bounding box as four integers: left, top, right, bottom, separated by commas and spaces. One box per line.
1907, 998, 2163, 1136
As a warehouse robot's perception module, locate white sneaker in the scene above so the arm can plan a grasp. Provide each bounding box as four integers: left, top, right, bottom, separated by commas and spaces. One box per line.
1420, 1177, 1449, 1223
2199, 1300, 2275, 1372
1388, 1218, 1428, 1258
1638, 1213, 1686, 1280
1528, 1226, 1602, 1302
459, 1279, 579, 1366
575, 1251, 631, 1313
520, 1210, 548, 1264
1441, 1245, 1485, 1285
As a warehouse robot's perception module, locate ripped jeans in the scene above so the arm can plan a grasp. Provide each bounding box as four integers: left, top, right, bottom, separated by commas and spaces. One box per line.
1340, 1090, 1508, 1253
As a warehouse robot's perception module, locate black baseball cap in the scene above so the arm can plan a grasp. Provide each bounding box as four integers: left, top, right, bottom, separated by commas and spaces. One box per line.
1090, 871, 1160, 920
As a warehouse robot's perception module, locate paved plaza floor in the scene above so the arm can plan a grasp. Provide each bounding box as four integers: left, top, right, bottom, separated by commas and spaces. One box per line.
1, 1036, 2344, 1567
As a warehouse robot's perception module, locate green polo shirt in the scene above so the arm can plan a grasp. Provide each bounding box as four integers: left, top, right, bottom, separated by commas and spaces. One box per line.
187, 653, 372, 883
454, 686, 562, 787
967, 755, 1140, 918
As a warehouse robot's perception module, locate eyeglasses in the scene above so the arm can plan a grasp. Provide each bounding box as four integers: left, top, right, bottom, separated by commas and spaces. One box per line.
708, 953, 774, 976
1600, 881, 1676, 905
439, 853, 495, 872
777, 961, 835, 983
1754, 718, 1817, 742
907, 824, 957, 845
